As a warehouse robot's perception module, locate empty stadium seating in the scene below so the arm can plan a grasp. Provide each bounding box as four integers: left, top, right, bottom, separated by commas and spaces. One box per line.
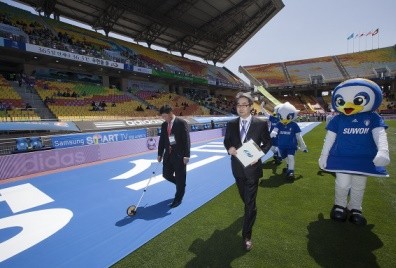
286, 57, 344, 85
34, 79, 163, 120
337, 47, 396, 78
243, 63, 289, 88
0, 76, 41, 121
243, 46, 396, 90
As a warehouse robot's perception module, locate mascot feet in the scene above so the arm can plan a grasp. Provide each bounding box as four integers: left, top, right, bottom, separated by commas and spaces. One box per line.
287, 170, 295, 181
349, 209, 367, 226
330, 205, 348, 222
282, 169, 294, 181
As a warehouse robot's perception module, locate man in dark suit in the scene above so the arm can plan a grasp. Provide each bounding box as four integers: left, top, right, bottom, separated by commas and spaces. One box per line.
157, 104, 191, 208
223, 92, 271, 251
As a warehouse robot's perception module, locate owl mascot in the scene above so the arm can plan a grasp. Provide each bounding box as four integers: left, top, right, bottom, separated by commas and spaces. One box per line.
319, 78, 390, 225
269, 104, 282, 164
270, 102, 308, 180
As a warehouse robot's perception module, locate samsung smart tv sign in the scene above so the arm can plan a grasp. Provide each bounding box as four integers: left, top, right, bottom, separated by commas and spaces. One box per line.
51, 129, 148, 149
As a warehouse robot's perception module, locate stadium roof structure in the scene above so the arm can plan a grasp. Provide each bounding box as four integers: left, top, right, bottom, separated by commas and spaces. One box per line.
15, 0, 284, 64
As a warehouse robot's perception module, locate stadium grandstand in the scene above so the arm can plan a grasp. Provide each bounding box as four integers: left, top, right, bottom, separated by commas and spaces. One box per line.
0, 0, 395, 155
241, 45, 396, 115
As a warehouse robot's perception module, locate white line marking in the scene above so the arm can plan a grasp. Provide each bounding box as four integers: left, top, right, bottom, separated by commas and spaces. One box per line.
126, 155, 225, 190
111, 155, 198, 180
191, 144, 227, 153
0, 183, 54, 213
110, 159, 157, 180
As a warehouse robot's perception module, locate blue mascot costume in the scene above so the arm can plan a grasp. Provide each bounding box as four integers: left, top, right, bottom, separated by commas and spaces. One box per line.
319, 78, 390, 225
268, 104, 282, 164
270, 102, 308, 181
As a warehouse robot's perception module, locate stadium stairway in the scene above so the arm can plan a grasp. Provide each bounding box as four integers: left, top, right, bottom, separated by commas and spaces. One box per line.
281, 62, 292, 86
11, 82, 57, 120
125, 91, 158, 112
332, 56, 350, 79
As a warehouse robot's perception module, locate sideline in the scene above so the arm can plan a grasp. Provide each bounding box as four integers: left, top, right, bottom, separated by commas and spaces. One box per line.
0, 135, 224, 185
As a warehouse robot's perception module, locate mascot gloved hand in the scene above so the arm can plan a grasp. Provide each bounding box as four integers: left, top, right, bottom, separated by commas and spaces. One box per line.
299, 144, 308, 153
270, 130, 278, 139
270, 102, 307, 181
318, 78, 390, 226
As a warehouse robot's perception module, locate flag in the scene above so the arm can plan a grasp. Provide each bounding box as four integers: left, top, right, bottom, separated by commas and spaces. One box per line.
366, 31, 372, 36
347, 33, 354, 40
372, 28, 379, 36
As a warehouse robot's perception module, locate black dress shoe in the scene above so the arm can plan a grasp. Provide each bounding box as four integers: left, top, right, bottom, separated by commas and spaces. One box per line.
243, 238, 253, 251
169, 200, 182, 208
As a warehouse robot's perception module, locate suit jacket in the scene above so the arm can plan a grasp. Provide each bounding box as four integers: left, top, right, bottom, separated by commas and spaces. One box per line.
158, 117, 191, 159
224, 116, 271, 178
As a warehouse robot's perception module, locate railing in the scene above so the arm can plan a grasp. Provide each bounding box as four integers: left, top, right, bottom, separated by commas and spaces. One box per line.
0, 108, 41, 122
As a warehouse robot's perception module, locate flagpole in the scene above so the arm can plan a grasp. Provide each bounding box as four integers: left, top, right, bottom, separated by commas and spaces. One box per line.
371, 28, 379, 50
353, 36, 355, 53
347, 39, 348, 53
347, 37, 350, 54
346, 33, 353, 53
359, 33, 361, 52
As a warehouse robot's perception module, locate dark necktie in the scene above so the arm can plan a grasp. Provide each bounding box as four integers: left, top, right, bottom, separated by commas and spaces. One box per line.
240, 119, 247, 142
167, 122, 172, 153
167, 122, 172, 136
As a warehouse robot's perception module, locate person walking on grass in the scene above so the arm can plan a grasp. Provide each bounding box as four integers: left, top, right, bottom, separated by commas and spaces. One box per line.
223, 92, 272, 251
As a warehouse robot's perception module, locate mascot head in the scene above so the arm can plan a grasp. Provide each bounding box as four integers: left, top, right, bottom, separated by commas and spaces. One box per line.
277, 102, 299, 125
332, 78, 382, 116
273, 103, 282, 117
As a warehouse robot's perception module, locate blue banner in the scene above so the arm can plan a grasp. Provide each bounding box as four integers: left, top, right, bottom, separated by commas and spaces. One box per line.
3, 38, 26, 50
124, 63, 134, 71
51, 128, 148, 148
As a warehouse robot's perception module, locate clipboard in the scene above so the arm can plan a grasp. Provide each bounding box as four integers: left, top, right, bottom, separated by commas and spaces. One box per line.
236, 139, 265, 167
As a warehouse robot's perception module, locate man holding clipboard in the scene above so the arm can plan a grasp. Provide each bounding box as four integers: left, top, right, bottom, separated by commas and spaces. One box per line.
224, 92, 271, 251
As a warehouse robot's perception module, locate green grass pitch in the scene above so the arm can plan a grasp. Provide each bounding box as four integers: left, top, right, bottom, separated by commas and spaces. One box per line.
114, 120, 396, 268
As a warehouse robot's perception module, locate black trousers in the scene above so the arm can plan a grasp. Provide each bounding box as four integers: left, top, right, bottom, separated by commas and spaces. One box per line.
162, 151, 187, 202
235, 175, 259, 240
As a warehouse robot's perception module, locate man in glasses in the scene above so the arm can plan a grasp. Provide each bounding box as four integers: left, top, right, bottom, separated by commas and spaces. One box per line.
223, 92, 272, 251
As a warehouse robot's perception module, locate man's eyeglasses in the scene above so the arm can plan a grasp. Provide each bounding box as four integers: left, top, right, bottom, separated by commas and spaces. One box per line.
236, 104, 250, 108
